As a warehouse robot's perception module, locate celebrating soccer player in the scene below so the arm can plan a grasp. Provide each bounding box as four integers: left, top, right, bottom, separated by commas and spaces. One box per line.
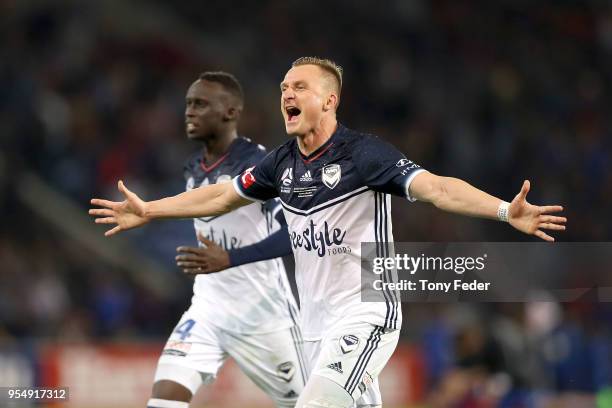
90, 58, 566, 408
145, 72, 305, 408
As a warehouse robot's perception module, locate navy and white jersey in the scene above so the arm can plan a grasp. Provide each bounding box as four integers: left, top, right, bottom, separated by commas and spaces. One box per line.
184, 137, 299, 334
233, 124, 426, 340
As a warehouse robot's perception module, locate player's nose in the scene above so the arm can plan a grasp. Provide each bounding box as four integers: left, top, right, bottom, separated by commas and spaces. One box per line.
282, 88, 295, 100
185, 105, 196, 118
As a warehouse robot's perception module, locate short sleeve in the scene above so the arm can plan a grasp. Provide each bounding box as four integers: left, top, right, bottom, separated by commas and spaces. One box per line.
353, 136, 426, 201
233, 150, 279, 202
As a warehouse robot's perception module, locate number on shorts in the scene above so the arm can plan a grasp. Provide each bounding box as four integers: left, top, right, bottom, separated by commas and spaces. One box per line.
174, 319, 195, 340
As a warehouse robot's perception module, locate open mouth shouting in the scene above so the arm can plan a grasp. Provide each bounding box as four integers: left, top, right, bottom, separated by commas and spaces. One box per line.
285, 106, 302, 123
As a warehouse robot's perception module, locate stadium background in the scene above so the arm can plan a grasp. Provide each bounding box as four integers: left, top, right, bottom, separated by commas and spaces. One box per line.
1, 0, 611, 407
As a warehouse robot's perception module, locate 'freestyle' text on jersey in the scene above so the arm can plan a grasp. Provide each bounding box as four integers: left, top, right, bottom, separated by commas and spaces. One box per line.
289, 220, 348, 257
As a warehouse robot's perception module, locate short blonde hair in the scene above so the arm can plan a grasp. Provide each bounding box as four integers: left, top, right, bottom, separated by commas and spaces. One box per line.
292, 56, 343, 97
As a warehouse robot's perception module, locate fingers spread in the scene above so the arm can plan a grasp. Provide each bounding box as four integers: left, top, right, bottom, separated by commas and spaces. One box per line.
539, 205, 564, 214
118, 180, 136, 200
91, 199, 117, 208
518, 180, 530, 200
105, 226, 122, 237
534, 229, 554, 242
95, 217, 117, 224
118, 180, 128, 195
89, 208, 114, 216
539, 223, 566, 231
539, 215, 567, 224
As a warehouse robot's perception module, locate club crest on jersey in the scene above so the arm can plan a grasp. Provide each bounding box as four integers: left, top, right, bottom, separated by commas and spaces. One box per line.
281, 167, 294, 186
277, 361, 295, 382
339, 334, 359, 354
322, 164, 341, 189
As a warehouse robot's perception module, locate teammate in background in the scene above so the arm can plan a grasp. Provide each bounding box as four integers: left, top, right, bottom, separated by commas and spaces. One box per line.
90, 58, 566, 408
145, 72, 305, 408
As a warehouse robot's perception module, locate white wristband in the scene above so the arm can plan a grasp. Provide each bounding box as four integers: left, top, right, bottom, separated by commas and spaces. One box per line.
497, 201, 510, 222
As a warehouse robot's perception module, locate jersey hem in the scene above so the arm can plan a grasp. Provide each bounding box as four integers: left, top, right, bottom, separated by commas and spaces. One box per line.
197, 313, 297, 335
301, 316, 403, 342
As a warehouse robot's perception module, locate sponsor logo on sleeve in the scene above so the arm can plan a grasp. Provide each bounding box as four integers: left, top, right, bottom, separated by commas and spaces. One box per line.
396, 158, 420, 175
240, 166, 256, 189
396, 158, 411, 167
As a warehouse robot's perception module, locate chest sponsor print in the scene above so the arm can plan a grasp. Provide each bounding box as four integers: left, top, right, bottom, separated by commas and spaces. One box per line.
289, 220, 351, 257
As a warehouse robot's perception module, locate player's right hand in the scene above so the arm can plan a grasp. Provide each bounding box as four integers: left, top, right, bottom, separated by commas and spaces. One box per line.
89, 180, 150, 236
176, 233, 231, 275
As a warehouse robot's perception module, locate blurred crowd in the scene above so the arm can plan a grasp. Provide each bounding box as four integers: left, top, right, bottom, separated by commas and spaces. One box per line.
1, 0, 611, 404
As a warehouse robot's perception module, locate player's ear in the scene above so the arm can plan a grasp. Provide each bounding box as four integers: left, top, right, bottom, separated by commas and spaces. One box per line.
224, 105, 241, 121
323, 93, 338, 112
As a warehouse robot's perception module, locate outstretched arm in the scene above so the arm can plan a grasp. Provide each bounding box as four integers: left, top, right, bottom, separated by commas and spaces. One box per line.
89, 180, 251, 236
409, 172, 566, 241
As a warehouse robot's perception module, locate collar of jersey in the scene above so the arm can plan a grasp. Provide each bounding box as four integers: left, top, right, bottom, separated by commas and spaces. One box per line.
200, 137, 242, 172
298, 123, 345, 164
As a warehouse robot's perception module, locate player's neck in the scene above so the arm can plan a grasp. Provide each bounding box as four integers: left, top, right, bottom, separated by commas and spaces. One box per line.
297, 117, 337, 156
203, 129, 238, 163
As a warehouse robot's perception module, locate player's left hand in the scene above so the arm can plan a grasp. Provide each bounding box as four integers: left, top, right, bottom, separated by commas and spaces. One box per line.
508, 180, 566, 242
89, 180, 150, 236
176, 233, 231, 275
